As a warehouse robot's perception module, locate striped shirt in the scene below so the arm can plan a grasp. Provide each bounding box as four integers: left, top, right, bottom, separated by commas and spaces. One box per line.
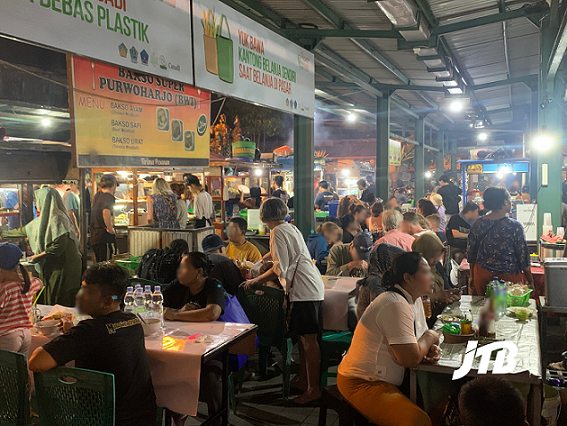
0, 278, 42, 336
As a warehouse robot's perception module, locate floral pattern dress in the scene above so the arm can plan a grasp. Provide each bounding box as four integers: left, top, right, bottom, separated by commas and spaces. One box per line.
150, 194, 180, 229
467, 216, 529, 274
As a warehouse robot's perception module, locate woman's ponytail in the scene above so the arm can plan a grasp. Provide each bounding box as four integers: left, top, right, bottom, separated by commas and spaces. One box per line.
19, 264, 31, 294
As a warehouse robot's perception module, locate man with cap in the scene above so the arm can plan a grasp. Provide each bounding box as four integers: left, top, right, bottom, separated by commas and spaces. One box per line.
202, 234, 244, 295
0, 243, 42, 353
326, 233, 372, 277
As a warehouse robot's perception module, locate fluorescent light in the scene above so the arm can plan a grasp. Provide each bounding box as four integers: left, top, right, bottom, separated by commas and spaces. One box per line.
347, 113, 356, 123
41, 118, 51, 127
254, 169, 262, 176
533, 134, 554, 152
478, 132, 488, 141
341, 169, 350, 177
448, 87, 463, 95
449, 99, 464, 113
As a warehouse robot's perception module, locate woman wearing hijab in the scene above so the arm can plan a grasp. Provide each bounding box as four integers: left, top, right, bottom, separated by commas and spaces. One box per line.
356, 243, 405, 319
0, 187, 81, 307
412, 233, 460, 323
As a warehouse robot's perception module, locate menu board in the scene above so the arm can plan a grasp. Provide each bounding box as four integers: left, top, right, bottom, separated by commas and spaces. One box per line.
389, 140, 402, 166
192, 0, 315, 118
71, 56, 210, 168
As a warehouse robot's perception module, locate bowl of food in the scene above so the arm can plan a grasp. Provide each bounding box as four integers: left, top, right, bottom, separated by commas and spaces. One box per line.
438, 314, 463, 324
35, 320, 60, 336
141, 319, 162, 336
443, 330, 476, 344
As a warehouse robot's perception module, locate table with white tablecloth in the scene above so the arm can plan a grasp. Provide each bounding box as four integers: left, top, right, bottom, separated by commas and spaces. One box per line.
321, 277, 358, 331
410, 297, 542, 426
30, 305, 256, 425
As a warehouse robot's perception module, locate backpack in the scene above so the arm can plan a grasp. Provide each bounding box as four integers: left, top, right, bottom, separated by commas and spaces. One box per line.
137, 248, 181, 284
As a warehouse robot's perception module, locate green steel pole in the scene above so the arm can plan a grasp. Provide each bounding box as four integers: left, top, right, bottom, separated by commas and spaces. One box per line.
376, 95, 391, 200
415, 117, 425, 200
537, 79, 564, 238
450, 140, 458, 176
293, 115, 315, 239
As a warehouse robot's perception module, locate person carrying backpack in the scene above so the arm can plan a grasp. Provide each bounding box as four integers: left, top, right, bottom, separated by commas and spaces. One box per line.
137, 239, 189, 284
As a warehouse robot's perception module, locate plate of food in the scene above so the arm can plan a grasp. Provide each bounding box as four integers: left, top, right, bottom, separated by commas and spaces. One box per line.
438, 314, 463, 323
507, 306, 534, 321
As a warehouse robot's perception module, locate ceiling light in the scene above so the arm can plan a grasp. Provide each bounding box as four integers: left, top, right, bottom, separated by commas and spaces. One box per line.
447, 87, 463, 95
347, 113, 356, 123
341, 169, 351, 177
254, 169, 262, 177
478, 132, 488, 141
425, 171, 432, 179
533, 134, 554, 152
41, 118, 51, 127
449, 99, 464, 113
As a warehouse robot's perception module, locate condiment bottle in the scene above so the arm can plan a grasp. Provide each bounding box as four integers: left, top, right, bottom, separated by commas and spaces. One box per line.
422, 295, 431, 319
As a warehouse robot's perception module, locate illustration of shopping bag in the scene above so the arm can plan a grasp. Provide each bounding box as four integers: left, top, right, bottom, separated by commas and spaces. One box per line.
204, 35, 218, 75
216, 14, 234, 84
202, 9, 219, 75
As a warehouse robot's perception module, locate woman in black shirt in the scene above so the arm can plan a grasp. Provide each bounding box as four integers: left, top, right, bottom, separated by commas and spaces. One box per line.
162, 252, 226, 424
163, 252, 225, 322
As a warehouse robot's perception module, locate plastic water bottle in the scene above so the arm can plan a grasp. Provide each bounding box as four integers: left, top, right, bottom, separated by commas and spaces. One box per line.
143, 285, 154, 319
499, 280, 508, 317
134, 287, 145, 316
152, 286, 164, 325
124, 286, 135, 314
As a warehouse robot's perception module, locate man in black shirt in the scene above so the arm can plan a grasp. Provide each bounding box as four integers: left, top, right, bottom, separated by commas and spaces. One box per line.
29, 263, 156, 426
271, 175, 288, 203
357, 179, 376, 203
446, 201, 480, 254
201, 234, 244, 295
91, 174, 118, 262
314, 181, 334, 210
437, 175, 462, 216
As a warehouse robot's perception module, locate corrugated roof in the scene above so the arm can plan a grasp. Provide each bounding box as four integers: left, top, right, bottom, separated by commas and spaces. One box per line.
244, 0, 540, 130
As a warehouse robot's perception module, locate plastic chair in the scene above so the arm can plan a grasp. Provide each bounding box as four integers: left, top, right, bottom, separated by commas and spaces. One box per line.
0, 349, 29, 426
320, 331, 353, 388
238, 286, 292, 398
34, 367, 115, 426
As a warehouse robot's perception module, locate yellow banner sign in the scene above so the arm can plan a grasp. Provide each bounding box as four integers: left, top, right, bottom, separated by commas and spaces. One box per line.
71, 56, 210, 168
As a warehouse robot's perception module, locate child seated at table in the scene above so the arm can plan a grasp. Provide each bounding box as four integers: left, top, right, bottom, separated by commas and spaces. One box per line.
28, 263, 157, 426
0, 242, 43, 354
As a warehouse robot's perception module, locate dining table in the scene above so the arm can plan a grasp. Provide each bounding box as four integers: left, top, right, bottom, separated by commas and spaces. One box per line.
321, 276, 359, 331
410, 296, 542, 426
30, 305, 257, 426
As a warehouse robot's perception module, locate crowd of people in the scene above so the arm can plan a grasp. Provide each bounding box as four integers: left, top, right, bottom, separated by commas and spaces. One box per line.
0, 171, 535, 426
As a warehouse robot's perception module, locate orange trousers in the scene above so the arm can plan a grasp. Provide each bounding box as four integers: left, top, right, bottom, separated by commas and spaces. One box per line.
337, 373, 431, 426
472, 264, 524, 296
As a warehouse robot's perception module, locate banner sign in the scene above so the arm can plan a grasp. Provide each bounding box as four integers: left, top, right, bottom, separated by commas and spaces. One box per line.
71, 56, 210, 168
1, 0, 193, 85
389, 140, 402, 166
192, 0, 315, 118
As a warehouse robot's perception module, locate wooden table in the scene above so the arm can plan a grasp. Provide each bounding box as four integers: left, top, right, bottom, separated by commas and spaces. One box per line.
32, 305, 257, 426
410, 297, 542, 426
